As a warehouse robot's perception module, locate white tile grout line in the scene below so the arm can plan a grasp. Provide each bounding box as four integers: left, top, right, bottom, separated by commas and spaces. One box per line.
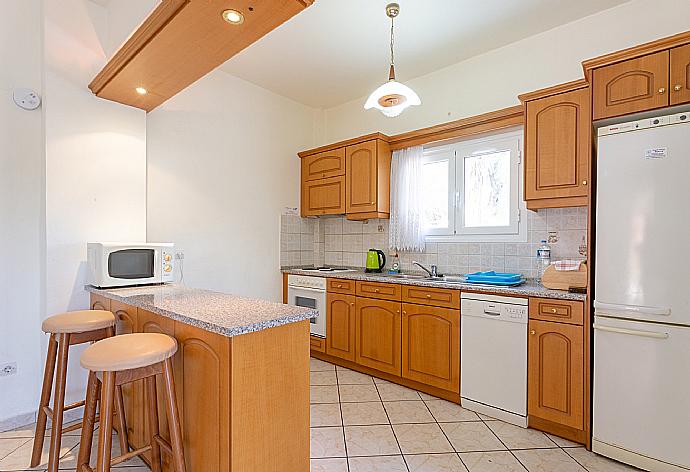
334, 367, 351, 472
371, 376, 410, 472
418, 396, 469, 470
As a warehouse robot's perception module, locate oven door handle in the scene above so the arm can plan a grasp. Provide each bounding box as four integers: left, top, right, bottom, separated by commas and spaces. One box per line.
288, 286, 326, 293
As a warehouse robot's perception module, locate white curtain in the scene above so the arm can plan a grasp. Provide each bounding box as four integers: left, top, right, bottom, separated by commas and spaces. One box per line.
389, 145, 426, 252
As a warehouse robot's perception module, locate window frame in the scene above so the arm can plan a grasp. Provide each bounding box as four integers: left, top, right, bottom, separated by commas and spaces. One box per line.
421, 128, 527, 243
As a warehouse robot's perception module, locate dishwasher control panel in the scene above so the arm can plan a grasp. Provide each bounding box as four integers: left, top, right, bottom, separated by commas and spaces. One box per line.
461, 294, 528, 324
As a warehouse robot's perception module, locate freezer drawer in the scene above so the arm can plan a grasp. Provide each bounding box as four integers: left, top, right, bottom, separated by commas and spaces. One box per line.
593, 316, 690, 470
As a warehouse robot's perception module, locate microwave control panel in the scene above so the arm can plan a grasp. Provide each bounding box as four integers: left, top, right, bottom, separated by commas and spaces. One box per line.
162, 250, 174, 281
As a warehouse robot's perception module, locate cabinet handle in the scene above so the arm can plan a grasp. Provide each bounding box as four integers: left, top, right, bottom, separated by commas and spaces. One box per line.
370, 201, 375, 205
551, 308, 557, 313
350, 303, 355, 307
582, 180, 587, 186
337, 284, 342, 288
674, 84, 683, 92
658, 87, 666, 94
530, 330, 536, 335
402, 310, 406, 315
375, 289, 380, 293
426, 294, 432, 298
397, 310, 400, 314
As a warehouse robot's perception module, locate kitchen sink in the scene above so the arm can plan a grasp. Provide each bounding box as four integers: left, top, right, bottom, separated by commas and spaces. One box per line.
381, 273, 428, 280
380, 274, 467, 284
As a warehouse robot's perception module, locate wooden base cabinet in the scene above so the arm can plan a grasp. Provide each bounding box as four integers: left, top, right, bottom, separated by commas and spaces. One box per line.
401, 304, 460, 393
355, 297, 401, 376
528, 319, 584, 430
326, 293, 356, 362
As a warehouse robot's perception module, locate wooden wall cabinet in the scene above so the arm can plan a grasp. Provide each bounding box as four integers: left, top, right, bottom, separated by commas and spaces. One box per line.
584, 33, 690, 119
671, 44, 690, 105
326, 293, 356, 362
299, 135, 391, 220
355, 297, 402, 376
401, 304, 460, 392
528, 319, 584, 430
520, 80, 590, 210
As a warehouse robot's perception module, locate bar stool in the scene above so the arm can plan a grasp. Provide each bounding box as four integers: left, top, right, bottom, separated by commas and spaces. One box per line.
77, 332, 186, 472
31, 310, 128, 472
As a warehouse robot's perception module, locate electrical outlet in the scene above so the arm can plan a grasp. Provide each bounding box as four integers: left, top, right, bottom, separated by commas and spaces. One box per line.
0, 362, 17, 377
377, 225, 385, 233
175, 252, 184, 260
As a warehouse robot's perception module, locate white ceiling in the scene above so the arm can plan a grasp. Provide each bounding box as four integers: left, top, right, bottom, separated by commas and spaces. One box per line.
220, 0, 629, 108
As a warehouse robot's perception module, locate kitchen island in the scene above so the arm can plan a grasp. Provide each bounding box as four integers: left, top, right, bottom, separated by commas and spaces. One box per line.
86, 284, 315, 472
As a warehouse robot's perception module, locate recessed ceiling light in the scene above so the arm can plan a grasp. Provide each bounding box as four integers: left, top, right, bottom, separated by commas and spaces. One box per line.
135, 87, 147, 95
222, 9, 244, 24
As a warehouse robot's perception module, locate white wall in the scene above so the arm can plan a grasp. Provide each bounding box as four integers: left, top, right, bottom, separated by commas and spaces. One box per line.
323, 0, 690, 143
0, 0, 45, 427
147, 71, 317, 302
43, 0, 147, 407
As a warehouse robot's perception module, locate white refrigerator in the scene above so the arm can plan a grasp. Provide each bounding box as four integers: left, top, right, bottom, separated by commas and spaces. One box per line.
593, 111, 690, 471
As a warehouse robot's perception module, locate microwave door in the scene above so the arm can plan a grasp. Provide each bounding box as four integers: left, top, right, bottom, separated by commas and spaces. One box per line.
107, 249, 156, 284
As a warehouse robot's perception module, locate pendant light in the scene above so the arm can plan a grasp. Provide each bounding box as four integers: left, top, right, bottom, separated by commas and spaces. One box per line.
364, 3, 420, 117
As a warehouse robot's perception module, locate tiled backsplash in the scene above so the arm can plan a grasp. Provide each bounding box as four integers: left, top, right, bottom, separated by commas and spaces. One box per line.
280, 207, 587, 279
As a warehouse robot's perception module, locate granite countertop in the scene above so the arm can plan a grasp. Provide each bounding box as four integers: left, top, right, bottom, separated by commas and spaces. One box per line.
85, 284, 317, 338
281, 267, 587, 301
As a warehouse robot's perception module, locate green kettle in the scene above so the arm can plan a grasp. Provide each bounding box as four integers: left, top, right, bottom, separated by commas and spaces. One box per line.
365, 249, 386, 273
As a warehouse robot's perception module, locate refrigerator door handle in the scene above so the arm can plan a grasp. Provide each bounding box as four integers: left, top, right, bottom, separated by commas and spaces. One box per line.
594, 301, 671, 317
594, 323, 669, 340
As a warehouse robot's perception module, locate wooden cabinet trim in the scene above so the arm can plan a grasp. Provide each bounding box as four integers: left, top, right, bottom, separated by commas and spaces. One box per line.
401, 286, 460, 309
529, 298, 584, 325
356, 280, 402, 301
670, 44, 690, 105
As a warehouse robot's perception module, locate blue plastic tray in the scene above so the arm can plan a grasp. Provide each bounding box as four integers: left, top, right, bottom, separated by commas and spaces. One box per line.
463, 278, 525, 287
464, 271, 523, 283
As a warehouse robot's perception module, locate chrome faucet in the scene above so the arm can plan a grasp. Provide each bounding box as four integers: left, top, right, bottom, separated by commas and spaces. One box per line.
412, 261, 438, 278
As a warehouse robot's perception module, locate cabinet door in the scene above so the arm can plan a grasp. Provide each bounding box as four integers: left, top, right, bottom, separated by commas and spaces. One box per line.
90, 294, 110, 311
528, 320, 584, 429
670, 44, 690, 106
326, 294, 356, 362
301, 175, 345, 216
525, 88, 590, 205
402, 304, 460, 392
302, 148, 346, 181
355, 297, 401, 376
592, 50, 669, 120
174, 321, 230, 471
137, 309, 175, 470
110, 301, 143, 449
346, 141, 378, 214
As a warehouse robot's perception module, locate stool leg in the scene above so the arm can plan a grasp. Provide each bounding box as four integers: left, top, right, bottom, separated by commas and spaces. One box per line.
77, 371, 99, 471
145, 376, 162, 472
96, 372, 115, 472
31, 334, 58, 467
114, 386, 129, 455
162, 358, 186, 472
47, 333, 70, 472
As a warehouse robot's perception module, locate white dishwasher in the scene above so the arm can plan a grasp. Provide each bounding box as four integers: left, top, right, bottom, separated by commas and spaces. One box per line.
461, 293, 528, 427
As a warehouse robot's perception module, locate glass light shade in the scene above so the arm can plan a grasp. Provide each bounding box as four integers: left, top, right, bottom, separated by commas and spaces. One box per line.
364, 80, 421, 117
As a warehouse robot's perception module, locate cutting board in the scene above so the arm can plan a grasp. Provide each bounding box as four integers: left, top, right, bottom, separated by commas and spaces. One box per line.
541, 262, 588, 290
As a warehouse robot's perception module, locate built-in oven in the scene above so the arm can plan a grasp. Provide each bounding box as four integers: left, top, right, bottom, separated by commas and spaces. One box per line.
287, 275, 326, 338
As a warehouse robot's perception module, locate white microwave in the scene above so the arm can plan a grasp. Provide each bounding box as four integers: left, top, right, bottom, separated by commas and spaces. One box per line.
87, 242, 175, 288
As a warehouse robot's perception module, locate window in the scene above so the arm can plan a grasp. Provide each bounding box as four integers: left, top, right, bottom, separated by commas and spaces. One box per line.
421, 130, 524, 241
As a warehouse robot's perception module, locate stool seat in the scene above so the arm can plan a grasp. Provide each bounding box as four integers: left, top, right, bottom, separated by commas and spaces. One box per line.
42, 310, 115, 334
81, 333, 178, 372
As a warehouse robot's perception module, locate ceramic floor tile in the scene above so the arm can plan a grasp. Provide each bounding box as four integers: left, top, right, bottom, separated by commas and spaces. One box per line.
425, 400, 481, 422
0, 426, 35, 440
546, 433, 581, 448
485, 421, 557, 449
459, 451, 527, 471
310, 427, 346, 459
311, 404, 343, 427
311, 385, 340, 404
311, 358, 336, 372
338, 384, 380, 403
310, 457, 349, 472
311, 371, 338, 386
340, 402, 388, 426
376, 382, 422, 401
0, 433, 79, 471
0, 438, 30, 462
62, 430, 145, 470
392, 423, 454, 454
565, 448, 641, 472
405, 453, 468, 472
335, 369, 374, 385
383, 401, 435, 424
348, 455, 408, 472
418, 392, 441, 401
513, 448, 586, 472
344, 425, 401, 457
441, 422, 506, 453
372, 377, 392, 385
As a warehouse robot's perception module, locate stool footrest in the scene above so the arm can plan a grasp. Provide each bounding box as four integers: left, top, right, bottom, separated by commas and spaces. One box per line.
110, 445, 152, 466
